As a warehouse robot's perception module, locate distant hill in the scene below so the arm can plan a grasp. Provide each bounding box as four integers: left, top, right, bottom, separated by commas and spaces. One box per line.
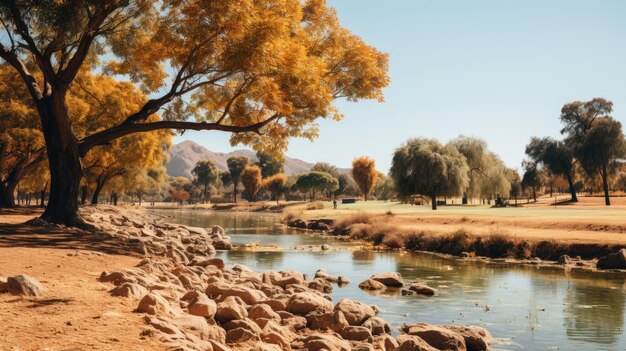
166, 140, 341, 178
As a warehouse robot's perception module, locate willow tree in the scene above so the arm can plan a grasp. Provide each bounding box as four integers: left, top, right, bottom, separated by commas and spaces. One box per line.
351, 157, 378, 201
241, 165, 262, 202
390, 138, 469, 210
0, 0, 389, 226
264, 173, 287, 204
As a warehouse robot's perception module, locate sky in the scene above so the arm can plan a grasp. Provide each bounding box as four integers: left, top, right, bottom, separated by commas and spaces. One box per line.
176, 0, 626, 172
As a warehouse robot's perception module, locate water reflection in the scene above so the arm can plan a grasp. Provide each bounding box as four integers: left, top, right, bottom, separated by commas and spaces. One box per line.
153, 209, 626, 351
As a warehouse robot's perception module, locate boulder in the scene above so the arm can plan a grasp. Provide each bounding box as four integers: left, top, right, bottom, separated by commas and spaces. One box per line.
358, 278, 387, 291
558, 254, 572, 265
213, 239, 233, 250
309, 278, 333, 293
401, 323, 466, 351
188, 294, 217, 318
288, 219, 307, 229
137, 292, 177, 317
370, 272, 404, 287
192, 258, 225, 270
0, 276, 7, 293
597, 249, 626, 269
226, 327, 260, 343
216, 296, 248, 321
220, 286, 266, 305
396, 334, 439, 351
249, 304, 281, 322
334, 299, 376, 326
307, 221, 331, 231
302, 334, 351, 351
406, 283, 437, 296
443, 325, 492, 351
306, 310, 349, 332
362, 316, 391, 335
110, 282, 148, 299
340, 325, 373, 342
286, 292, 334, 315
7, 274, 46, 297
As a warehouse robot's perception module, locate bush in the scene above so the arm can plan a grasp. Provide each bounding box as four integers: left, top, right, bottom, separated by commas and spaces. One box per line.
333, 212, 371, 231
306, 201, 325, 210
281, 206, 304, 223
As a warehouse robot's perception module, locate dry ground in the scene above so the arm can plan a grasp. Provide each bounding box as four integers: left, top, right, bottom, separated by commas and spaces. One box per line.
0, 211, 164, 351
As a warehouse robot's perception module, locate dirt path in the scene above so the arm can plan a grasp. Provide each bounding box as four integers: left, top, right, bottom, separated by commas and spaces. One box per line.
0, 213, 164, 350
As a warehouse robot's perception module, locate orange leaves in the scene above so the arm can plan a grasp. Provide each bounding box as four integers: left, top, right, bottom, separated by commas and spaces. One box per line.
352, 157, 379, 200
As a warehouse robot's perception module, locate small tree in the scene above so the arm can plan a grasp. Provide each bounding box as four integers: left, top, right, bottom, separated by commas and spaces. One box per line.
352, 157, 378, 201
170, 189, 190, 205
374, 175, 395, 201
525, 137, 578, 202
241, 165, 262, 202
390, 138, 469, 210
227, 156, 249, 203
521, 162, 541, 202
296, 172, 339, 201
264, 174, 287, 204
256, 151, 284, 178
192, 160, 219, 203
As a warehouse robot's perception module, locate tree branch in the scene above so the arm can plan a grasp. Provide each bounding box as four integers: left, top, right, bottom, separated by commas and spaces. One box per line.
79, 114, 281, 156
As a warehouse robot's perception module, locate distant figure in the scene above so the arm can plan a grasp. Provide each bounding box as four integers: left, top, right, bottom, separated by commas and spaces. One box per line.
333, 199, 337, 209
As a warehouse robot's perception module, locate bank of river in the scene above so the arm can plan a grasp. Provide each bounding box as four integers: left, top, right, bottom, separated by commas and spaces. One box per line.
150, 209, 626, 351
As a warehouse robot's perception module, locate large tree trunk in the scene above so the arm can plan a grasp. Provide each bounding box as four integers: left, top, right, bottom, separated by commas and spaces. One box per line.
0, 181, 17, 208
39, 92, 85, 227
431, 195, 437, 210
565, 172, 578, 202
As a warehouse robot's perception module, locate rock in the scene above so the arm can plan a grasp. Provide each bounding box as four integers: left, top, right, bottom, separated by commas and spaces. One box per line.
460, 252, 470, 258
443, 325, 492, 351
307, 221, 331, 231
321, 244, 331, 251
212, 225, 225, 236
192, 257, 225, 270
188, 294, 217, 318
597, 249, 626, 269
137, 292, 176, 317
558, 254, 572, 265
249, 304, 281, 322
7, 274, 46, 297
358, 278, 387, 291
340, 325, 373, 341
220, 286, 266, 305
213, 239, 233, 250
144, 316, 184, 337
309, 278, 333, 293
286, 292, 334, 315
0, 276, 7, 293
302, 334, 351, 351
259, 299, 286, 312
216, 296, 248, 321
395, 334, 439, 351
407, 283, 437, 296
334, 299, 376, 326
362, 317, 391, 335
370, 272, 404, 287
226, 327, 260, 343
306, 310, 349, 332
110, 283, 148, 299
401, 323, 466, 351
287, 219, 307, 229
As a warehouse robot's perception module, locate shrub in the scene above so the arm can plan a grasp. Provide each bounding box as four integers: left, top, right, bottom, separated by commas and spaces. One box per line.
306, 201, 325, 210
333, 212, 371, 231
281, 206, 304, 223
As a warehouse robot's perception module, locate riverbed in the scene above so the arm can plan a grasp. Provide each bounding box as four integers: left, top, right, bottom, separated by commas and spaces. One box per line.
151, 209, 626, 351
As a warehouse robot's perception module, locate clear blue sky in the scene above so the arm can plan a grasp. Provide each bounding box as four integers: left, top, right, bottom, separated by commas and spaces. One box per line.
176, 0, 626, 173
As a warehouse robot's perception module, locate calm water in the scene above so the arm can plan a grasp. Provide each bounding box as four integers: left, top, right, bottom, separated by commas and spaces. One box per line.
152, 209, 626, 351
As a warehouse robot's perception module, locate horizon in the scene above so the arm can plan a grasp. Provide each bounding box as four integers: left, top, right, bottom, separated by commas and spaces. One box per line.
175, 0, 626, 173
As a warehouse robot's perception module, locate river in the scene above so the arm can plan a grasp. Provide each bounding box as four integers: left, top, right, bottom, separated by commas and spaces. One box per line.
151, 209, 626, 350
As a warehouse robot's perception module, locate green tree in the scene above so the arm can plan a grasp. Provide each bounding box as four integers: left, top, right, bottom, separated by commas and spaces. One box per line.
334, 174, 349, 197
525, 137, 578, 202
296, 171, 339, 201
521, 162, 542, 202
390, 138, 469, 210
191, 160, 219, 203
227, 156, 249, 203
374, 175, 395, 201
577, 118, 626, 206
0, 0, 389, 226
256, 151, 284, 178
311, 163, 339, 178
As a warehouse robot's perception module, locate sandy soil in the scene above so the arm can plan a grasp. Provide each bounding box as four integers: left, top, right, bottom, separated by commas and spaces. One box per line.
0, 213, 164, 351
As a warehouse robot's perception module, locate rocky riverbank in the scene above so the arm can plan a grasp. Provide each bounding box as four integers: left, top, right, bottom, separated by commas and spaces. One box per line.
286, 217, 626, 272
63, 206, 492, 350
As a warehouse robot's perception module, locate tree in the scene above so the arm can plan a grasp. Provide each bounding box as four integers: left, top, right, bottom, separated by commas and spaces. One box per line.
256, 151, 284, 178
264, 174, 288, 205
311, 163, 340, 178
390, 138, 469, 210
170, 189, 190, 205
577, 117, 626, 206
351, 157, 378, 201
240, 165, 262, 202
521, 162, 542, 202
192, 160, 219, 203
296, 172, 339, 201
227, 156, 249, 203
374, 175, 395, 201
0, 0, 389, 226
334, 174, 349, 197
525, 137, 578, 202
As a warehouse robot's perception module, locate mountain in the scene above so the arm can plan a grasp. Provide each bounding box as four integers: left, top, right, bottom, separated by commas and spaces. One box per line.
166, 140, 321, 178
